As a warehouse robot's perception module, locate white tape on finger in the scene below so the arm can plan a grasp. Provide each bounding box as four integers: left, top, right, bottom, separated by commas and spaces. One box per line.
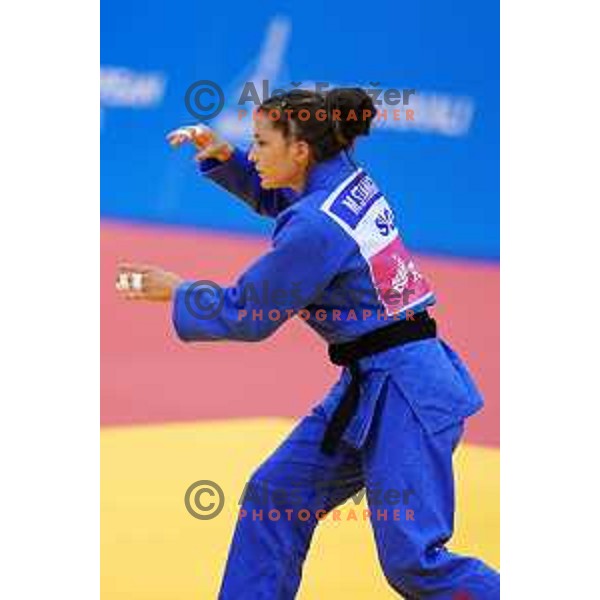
131, 272, 144, 292
116, 273, 130, 291
168, 128, 191, 142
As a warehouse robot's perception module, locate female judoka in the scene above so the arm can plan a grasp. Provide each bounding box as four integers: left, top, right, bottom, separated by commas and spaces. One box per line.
116, 88, 500, 599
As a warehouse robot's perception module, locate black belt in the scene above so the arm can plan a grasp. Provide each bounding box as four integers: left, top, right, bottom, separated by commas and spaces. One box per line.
320, 311, 437, 456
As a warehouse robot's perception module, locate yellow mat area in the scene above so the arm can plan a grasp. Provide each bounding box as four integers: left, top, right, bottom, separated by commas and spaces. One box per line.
101, 419, 499, 599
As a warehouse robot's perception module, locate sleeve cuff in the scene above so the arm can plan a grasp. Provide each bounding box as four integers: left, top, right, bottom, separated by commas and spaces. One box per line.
197, 146, 247, 175
171, 281, 196, 342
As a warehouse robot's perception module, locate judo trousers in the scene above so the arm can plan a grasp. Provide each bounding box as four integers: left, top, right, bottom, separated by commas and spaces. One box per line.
218, 368, 500, 598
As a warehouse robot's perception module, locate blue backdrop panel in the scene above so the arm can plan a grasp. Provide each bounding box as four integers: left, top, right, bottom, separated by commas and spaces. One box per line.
101, 0, 499, 259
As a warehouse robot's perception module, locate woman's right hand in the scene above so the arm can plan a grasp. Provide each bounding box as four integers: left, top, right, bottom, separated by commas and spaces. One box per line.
166, 124, 233, 162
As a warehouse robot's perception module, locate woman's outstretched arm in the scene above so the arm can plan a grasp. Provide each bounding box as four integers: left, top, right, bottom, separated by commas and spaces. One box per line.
116, 206, 353, 342
167, 124, 296, 218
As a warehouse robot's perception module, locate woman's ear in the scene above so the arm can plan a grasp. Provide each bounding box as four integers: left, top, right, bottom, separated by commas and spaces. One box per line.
292, 140, 311, 167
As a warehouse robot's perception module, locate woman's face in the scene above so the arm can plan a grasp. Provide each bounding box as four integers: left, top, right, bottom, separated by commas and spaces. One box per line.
249, 117, 310, 190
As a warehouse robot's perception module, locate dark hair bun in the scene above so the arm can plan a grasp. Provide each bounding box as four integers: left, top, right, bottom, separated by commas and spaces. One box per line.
326, 88, 376, 144
258, 87, 375, 161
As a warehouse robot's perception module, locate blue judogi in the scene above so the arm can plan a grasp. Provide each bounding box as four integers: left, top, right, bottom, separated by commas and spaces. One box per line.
172, 149, 500, 598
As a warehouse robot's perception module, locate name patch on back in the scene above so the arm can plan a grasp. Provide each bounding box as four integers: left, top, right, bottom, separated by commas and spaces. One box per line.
321, 170, 434, 315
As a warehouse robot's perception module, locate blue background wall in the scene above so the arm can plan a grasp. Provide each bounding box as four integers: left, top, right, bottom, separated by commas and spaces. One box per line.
101, 0, 499, 259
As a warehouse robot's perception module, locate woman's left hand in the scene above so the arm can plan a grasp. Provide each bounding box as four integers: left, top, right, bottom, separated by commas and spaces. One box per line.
116, 263, 183, 302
